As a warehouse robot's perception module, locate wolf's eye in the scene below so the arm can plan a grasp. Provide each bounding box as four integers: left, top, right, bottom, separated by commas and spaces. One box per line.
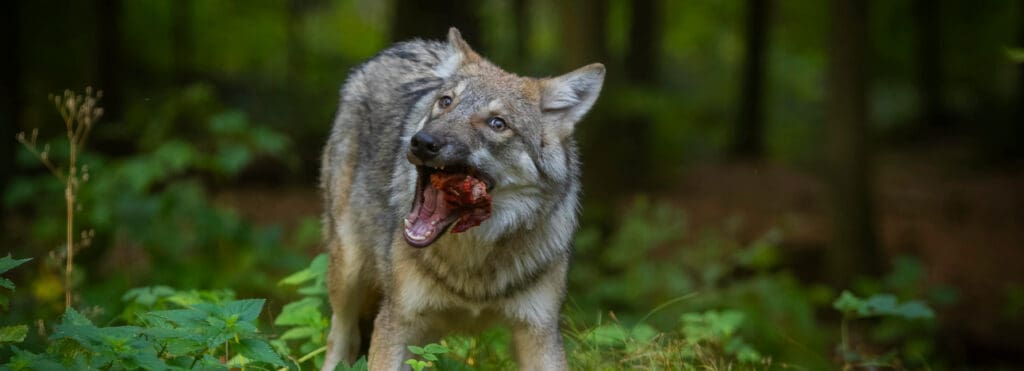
486, 117, 507, 131
438, 96, 453, 109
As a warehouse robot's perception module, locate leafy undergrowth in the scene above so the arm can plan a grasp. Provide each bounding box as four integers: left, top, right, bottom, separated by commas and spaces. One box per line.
0, 198, 944, 370
1, 244, 940, 370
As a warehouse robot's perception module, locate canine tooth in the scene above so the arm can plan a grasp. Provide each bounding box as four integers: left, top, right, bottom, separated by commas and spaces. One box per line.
404, 218, 412, 228
425, 230, 432, 237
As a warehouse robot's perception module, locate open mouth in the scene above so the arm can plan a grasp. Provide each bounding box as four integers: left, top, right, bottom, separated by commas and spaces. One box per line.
403, 165, 494, 248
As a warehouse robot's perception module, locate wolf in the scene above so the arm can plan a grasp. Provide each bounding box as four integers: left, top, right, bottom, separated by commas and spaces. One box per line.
319, 28, 604, 371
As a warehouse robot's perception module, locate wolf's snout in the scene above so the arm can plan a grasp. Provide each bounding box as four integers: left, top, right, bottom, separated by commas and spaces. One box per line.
410, 131, 445, 161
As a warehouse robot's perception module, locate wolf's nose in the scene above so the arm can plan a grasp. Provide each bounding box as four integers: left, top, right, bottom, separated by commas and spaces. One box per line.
410, 132, 445, 161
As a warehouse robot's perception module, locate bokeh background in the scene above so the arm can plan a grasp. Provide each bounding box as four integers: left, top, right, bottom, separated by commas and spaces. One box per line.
2, 0, 1023, 369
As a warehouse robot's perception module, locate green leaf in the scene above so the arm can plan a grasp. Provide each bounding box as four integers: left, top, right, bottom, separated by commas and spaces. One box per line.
0, 255, 32, 274
274, 297, 325, 327
122, 286, 176, 307
0, 325, 28, 344
61, 307, 95, 326
859, 294, 899, 317
8, 346, 66, 370
405, 359, 427, 371
147, 308, 206, 327
336, 356, 368, 371
832, 290, 864, 315
893, 301, 935, 319
215, 143, 252, 176
279, 254, 328, 286
0, 255, 31, 290
280, 326, 322, 341
234, 338, 286, 366
225, 299, 265, 322
423, 343, 449, 354
630, 323, 659, 343
584, 324, 629, 346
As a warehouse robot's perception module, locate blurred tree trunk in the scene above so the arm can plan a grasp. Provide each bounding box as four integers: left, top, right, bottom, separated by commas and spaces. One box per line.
0, 1, 21, 197
624, 0, 658, 84
1017, 2, 1024, 134
171, 0, 193, 85
95, 0, 122, 122
732, 0, 770, 158
913, 0, 946, 129
825, 0, 882, 285
391, 0, 481, 47
512, 0, 530, 69
557, 0, 608, 71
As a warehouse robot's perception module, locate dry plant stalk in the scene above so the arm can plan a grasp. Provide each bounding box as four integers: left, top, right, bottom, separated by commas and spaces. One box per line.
16, 87, 103, 309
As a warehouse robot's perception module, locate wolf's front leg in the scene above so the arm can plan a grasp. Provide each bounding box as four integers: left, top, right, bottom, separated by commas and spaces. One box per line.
368, 303, 422, 371
322, 239, 371, 371
511, 321, 568, 371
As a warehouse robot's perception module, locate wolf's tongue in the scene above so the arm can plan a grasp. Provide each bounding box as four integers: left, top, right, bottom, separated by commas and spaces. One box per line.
405, 184, 453, 242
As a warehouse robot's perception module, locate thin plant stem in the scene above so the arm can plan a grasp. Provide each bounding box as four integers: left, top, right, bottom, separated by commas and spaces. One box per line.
18, 88, 102, 310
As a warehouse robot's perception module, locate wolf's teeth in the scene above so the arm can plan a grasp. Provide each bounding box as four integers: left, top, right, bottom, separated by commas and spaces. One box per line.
407, 230, 426, 240
404, 218, 412, 228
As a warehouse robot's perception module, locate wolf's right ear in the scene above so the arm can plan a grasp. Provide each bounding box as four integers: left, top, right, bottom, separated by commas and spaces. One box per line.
436, 27, 481, 78
540, 63, 606, 138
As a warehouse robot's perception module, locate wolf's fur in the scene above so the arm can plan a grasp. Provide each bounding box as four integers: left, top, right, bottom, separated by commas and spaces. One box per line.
320, 28, 604, 371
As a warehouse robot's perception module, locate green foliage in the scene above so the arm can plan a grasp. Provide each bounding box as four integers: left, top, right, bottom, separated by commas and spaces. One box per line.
335, 356, 368, 371
833, 290, 937, 369
3, 289, 284, 370
0, 255, 32, 312
2, 293, 284, 370
570, 198, 827, 367
5, 84, 306, 323
405, 343, 450, 371
272, 254, 330, 369
833, 291, 935, 320
0, 256, 31, 346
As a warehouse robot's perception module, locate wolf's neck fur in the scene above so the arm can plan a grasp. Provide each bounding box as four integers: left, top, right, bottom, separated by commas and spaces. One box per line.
400, 181, 578, 302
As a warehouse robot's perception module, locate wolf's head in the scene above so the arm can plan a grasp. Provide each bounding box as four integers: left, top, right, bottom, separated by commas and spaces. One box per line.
403, 28, 605, 248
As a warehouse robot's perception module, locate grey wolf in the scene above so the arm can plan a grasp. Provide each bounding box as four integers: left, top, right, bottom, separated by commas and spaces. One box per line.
319, 28, 604, 370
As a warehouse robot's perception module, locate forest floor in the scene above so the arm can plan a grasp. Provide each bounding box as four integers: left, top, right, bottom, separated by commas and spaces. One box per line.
217, 140, 1024, 362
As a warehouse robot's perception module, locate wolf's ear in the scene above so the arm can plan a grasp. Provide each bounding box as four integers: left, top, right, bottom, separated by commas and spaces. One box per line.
540, 63, 606, 138
447, 27, 481, 62
435, 28, 482, 78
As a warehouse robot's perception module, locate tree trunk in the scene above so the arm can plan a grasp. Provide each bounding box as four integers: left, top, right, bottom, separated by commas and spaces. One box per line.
557, 0, 608, 71
1017, 1, 1024, 136
913, 0, 946, 129
391, 0, 481, 48
171, 0, 193, 85
825, 0, 882, 285
624, 0, 658, 84
95, 0, 122, 122
512, 0, 530, 69
732, 0, 770, 158
0, 1, 21, 197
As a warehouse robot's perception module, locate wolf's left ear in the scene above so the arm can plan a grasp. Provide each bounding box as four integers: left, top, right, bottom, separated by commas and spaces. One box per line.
540, 63, 606, 138
447, 27, 481, 63
436, 28, 482, 78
